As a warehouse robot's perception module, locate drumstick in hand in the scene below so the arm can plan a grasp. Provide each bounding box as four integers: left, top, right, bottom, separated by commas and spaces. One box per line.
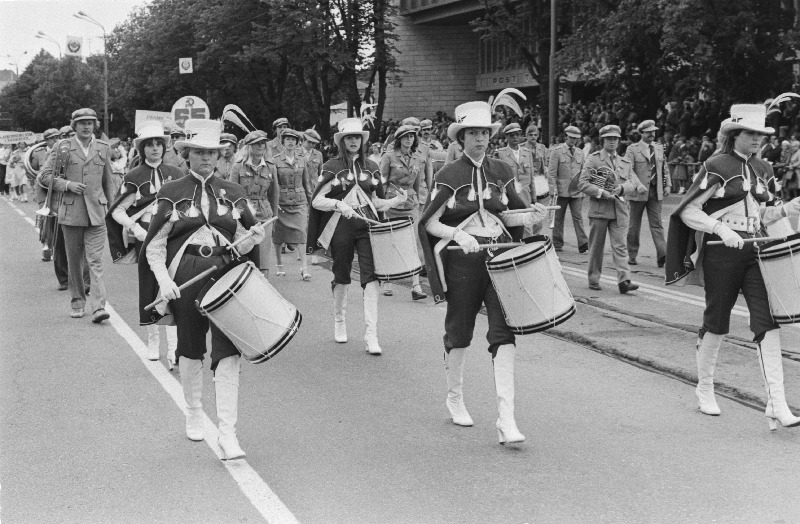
227, 216, 279, 251
348, 213, 382, 226
503, 206, 560, 214
144, 266, 218, 311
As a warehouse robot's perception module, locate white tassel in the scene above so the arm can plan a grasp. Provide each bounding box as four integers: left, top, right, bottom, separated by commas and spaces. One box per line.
187, 203, 200, 218
217, 202, 228, 216
430, 186, 439, 200
317, 174, 324, 184
482, 186, 492, 200
775, 179, 783, 192
756, 179, 765, 194
331, 177, 341, 187
371, 175, 379, 186
699, 173, 708, 190
714, 185, 725, 198
347, 170, 355, 181
381, 175, 387, 184
467, 186, 476, 201
742, 175, 751, 192
149, 183, 156, 195
134, 187, 142, 202
446, 192, 457, 208
232, 206, 241, 220
359, 170, 369, 181
169, 204, 180, 222
501, 190, 509, 205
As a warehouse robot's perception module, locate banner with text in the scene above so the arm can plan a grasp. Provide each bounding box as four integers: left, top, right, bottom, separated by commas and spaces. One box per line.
134, 110, 174, 133
0, 131, 36, 145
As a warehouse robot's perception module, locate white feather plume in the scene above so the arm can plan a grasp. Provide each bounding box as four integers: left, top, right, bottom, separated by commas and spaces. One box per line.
489, 88, 527, 117
361, 103, 378, 129
767, 92, 800, 114
222, 110, 252, 133
222, 104, 256, 131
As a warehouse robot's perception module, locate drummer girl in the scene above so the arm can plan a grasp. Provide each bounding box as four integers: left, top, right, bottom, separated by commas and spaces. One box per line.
272, 129, 313, 280
666, 104, 800, 430
307, 117, 407, 355
107, 120, 184, 366
139, 119, 266, 459
419, 101, 547, 444
379, 123, 427, 300
229, 130, 278, 277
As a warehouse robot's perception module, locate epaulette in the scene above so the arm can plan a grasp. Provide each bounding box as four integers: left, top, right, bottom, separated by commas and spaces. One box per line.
589, 150, 601, 156
95, 139, 110, 147
619, 156, 631, 163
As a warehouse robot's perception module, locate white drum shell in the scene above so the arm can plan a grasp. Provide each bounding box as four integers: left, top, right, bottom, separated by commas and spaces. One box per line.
487, 240, 575, 334
758, 236, 800, 324
197, 262, 300, 363
369, 218, 423, 281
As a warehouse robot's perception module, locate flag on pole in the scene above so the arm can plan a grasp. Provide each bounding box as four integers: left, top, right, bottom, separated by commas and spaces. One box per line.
179, 58, 193, 74
65, 36, 83, 57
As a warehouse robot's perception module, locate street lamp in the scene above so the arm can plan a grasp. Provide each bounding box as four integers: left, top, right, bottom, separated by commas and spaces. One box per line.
5, 51, 27, 77
36, 31, 62, 58
74, 10, 108, 137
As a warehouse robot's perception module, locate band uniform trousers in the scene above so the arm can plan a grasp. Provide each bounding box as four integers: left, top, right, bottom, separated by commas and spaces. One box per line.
587, 217, 631, 286
443, 247, 515, 355
552, 196, 588, 249
61, 224, 107, 312
329, 217, 377, 288
171, 252, 239, 370
627, 189, 666, 262
701, 237, 778, 338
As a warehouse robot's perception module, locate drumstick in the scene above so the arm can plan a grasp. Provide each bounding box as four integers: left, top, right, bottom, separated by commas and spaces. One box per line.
144, 266, 218, 311
503, 206, 560, 214
446, 242, 524, 251
227, 216, 279, 250
707, 236, 786, 246
347, 213, 382, 226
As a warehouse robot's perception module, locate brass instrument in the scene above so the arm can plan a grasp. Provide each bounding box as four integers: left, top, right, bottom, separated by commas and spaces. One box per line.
23, 141, 46, 187
588, 167, 625, 203
36, 140, 71, 217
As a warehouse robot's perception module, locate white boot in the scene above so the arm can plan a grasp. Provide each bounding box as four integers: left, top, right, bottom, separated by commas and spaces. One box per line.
758, 329, 800, 430
363, 281, 382, 355
146, 324, 160, 361
696, 333, 723, 416
445, 349, 473, 426
333, 284, 348, 343
215, 355, 246, 460
165, 326, 178, 371
493, 344, 525, 444
179, 358, 204, 441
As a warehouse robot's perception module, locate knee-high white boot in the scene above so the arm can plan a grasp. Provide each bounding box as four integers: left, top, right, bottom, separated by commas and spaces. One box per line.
146, 324, 160, 361
493, 344, 525, 444
333, 284, 348, 343
215, 355, 246, 460
445, 349, 473, 426
364, 281, 382, 355
165, 326, 178, 371
696, 333, 723, 416
758, 329, 800, 430
179, 358, 204, 441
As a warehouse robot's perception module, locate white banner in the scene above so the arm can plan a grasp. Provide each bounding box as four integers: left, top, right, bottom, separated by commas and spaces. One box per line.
0, 131, 36, 145
171, 96, 209, 128
179, 58, 193, 74
65, 36, 83, 58
134, 110, 173, 133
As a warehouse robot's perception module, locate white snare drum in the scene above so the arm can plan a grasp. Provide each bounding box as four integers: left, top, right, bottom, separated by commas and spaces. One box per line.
757, 234, 800, 324
369, 217, 423, 281
533, 176, 550, 199
486, 237, 576, 334
196, 261, 301, 363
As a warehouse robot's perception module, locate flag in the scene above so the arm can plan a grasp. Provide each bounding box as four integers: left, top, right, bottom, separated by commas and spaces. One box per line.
65, 36, 83, 57
179, 58, 193, 74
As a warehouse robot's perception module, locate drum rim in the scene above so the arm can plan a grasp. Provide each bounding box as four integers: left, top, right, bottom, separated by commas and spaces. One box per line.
487, 240, 550, 269
368, 216, 413, 233
375, 265, 423, 281
246, 309, 303, 363
195, 259, 251, 315
759, 232, 800, 254
508, 304, 576, 335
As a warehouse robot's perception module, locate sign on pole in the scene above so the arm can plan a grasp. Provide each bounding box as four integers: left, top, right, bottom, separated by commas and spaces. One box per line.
171, 96, 210, 128
0, 131, 37, 145
179, 58, 193, 74
65, 36, 83, 57
134, 110, 174, 133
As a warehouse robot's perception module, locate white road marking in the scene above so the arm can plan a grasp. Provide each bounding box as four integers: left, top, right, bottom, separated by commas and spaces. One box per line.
24, 217, 36, 226
4, 194, 299, 524
14, 208, 25, 216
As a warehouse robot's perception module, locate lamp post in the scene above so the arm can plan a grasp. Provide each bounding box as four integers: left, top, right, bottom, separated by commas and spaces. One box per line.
5, 51, 27, 77
74, 11, 108, 137
36, 31, 62, 58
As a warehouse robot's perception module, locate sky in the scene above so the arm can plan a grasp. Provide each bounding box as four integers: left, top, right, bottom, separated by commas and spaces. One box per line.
0, 0, 146, 74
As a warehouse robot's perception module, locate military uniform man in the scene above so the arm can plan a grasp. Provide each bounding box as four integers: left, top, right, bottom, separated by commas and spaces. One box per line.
40, 108, 115, 321
577, 125, 646, 294
31, 128, 61, 260
268, 117, 290, 159
216, 133, 238, 180
497, 122, 537, 236
548, 125, 588, 252
162, 123, 188, 173
299, 128, 324, 192
524, 124, 549, 203
624, 119, 670, 267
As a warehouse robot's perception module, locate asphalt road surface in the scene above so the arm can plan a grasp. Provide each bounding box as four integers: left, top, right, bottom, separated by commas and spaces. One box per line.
2, 194, 800, 524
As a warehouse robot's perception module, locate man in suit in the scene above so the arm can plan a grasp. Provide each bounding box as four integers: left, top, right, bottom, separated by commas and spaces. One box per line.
548, 125, 588, 253
624, 119, 670, 267
578, 125, 646, 294
496, 122, 536, 236
40, 108, 115, 322
268, 117, 290, 158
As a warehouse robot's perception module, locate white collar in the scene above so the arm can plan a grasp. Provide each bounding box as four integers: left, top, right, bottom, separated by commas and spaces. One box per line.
464, 153, 486, 166
246, 157, 267, 168
190, 170, 213, 183
733, 149, 752, 161
144, 160, 162, 169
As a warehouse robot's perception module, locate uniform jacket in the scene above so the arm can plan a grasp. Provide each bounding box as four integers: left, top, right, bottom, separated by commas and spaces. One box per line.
267, 137, 283, 159
215, 156, 235, 181
577, 148, 642, 224
299, 146, 324, 191
230, 157, 279, 221
273, 151, 312, 206
30, 146, 52, 203
40, 137, 115, 227
624, 140, 668, 201
496, 146, 536, 205
162, 147, 188, 173
547, 142, 584, 198
379, 148, 424, 210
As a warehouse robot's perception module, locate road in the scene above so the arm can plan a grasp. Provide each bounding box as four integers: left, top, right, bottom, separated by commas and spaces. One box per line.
2, 193, 800, 524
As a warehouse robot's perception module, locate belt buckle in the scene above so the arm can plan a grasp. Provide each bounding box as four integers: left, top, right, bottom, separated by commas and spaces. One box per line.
199, 245, 213, 258
486, 237, 499, 258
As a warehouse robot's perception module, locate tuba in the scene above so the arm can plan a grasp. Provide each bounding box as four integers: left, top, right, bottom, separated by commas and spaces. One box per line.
23, 141, 47, 185
36, 140, 70, 217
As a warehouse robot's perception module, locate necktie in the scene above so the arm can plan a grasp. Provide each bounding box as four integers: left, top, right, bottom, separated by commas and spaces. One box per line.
569, 146, 574, 157
649, 144, 657, 184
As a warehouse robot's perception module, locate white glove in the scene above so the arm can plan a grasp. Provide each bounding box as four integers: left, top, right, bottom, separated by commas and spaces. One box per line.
526, 203, 548, 226
248, 222, 266, 244
784, 196, 800, 217
156, 275, 181, 301
131, 223, 148, 242
453, 229, 480, 254
601, 190, 614, 200
336, 201, 356, 219
391, 188, 408, 207
714, 222, 744, 249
